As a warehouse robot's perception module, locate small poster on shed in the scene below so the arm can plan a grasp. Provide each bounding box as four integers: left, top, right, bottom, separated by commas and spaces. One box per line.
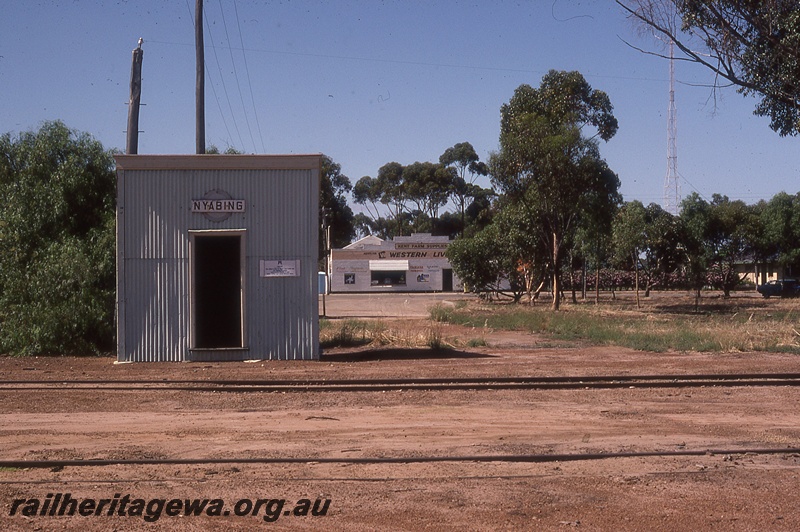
260, 259, 300, 277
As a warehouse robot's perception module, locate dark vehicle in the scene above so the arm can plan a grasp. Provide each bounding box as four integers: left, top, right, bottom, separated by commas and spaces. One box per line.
757, 279, 800, 298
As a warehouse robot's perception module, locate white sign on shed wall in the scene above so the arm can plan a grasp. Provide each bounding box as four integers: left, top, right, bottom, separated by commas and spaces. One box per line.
260, 259, 300, 277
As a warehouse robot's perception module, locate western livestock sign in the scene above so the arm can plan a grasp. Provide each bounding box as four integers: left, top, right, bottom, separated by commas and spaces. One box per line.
331, 249, 448, 260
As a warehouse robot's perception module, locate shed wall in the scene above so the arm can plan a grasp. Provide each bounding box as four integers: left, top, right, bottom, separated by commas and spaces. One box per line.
117, 156, 319, 362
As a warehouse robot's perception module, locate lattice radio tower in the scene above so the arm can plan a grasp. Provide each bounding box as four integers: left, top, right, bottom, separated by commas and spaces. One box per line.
664, 40, 680, 215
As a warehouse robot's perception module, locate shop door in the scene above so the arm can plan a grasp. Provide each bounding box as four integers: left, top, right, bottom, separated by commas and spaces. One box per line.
442, 269, 454, 292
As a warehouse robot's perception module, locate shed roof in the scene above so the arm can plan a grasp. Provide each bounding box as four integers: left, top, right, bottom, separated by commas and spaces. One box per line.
114, 154, 322, 171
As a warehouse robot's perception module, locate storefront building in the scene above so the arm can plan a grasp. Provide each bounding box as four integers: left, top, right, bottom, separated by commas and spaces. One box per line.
329, 233, 461, 293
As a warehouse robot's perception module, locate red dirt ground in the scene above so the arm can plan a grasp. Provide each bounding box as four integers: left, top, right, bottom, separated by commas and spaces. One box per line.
1, 322, 800, 530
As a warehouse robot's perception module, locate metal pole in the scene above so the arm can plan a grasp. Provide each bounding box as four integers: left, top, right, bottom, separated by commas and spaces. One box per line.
321, 214, 329, 317
195, 0, 205, 154
126, 39, 143, 155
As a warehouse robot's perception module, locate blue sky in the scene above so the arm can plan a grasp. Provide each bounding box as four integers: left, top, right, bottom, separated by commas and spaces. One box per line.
2, 0, 799, 212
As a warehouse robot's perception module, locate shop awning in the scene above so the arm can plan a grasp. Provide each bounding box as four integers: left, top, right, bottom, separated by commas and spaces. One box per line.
369, 260, 409, 271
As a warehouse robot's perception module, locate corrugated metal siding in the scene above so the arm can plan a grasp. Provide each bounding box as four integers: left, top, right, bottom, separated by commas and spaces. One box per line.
117, 160, 319, 362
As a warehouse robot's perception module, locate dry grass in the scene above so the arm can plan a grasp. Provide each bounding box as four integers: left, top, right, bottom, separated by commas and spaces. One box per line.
320, 318, 453, 349
321, 293, 800, 354
432, 291, 800, 353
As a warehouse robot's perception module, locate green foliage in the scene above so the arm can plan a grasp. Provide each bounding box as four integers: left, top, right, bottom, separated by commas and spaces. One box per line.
439, 142, 491, 235
759, 192, 800, 273
0, 121, 116, 355
205, 145, 243, 154
428, 303, 454, 323
320, 155, 355, 261
402, 161, 453, 220
702, 194, 756, 296
612, 200, 648, 268
466, 337, 487, 348
352, 143, 492, 240
640, 203, 683, 292
446, 222, 526, 301
488, 70, 621, 309
353, 160, 453, 238
676, 193, 760, 298
612, 200, 648, 305
352, 162, 408, 236
620, 0, 800, 136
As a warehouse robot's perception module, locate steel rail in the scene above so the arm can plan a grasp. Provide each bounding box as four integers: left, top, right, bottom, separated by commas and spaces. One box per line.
1, 447, 799, 469
2, 373, 800, 392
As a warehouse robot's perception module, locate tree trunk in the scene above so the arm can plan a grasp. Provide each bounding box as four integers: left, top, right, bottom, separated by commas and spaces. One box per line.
524, 265, 535, 306
569, 252, 578, 304
551, 232, 561, 311
634, 254, 641, 309
594, 266, 600, 304
533, 279, 545, 303
582, 260, 587, 301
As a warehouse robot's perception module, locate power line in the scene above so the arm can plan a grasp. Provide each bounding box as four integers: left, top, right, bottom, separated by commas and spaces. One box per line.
232, 0, 265, 153
203, 4, 243, 149
146, 38, 688, 85
217, 0, 256, 153
186, 0, 244, 151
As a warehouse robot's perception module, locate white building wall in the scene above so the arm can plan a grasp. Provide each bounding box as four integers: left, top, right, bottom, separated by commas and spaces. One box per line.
329, 234, 462, 293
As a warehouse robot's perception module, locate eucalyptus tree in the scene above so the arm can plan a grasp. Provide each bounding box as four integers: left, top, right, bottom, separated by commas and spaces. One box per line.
319, 155, 355, 260
354, 160, 456, 238
353, 162, 408, 237
640, 202, 683, 294
494, 201, 551, 304
446, 219, 528, 302
489, 70, 621, 310
352, 175, 384, 222
759, 192, 800, 276
704, 194, 755, 297
612, 201, 648, 307
439, 142, 490, 232
678, 193, 712, 308
402, 161, 453, 222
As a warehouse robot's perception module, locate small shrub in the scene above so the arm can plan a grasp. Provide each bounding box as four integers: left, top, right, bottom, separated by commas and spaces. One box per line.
320, 319, 376, 348
426, 326, 444, 349
429, 303, 453, 322
467, 337, 488, 348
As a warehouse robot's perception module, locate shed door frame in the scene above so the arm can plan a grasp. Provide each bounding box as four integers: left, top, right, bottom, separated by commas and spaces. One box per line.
189, 229, 247, 350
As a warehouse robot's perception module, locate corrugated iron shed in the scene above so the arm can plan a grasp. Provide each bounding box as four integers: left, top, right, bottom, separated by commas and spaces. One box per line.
115, 154, 321, 362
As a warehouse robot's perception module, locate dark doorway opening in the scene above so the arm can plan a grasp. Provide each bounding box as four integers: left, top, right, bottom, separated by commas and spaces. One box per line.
193, 234, 243, 348
442, 269, 453, 292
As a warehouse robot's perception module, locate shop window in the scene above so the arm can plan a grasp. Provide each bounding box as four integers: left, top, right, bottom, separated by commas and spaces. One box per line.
371, 270, 406, 286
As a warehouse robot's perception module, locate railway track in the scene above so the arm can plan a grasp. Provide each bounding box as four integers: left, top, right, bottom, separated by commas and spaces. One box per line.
3, 373, 800, 392
1, 447, 799, 470
2, 373, 799, 471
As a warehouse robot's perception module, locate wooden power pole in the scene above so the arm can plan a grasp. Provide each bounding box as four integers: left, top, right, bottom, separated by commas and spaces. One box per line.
195, 0, 205, 154
126, 38, 144, 155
